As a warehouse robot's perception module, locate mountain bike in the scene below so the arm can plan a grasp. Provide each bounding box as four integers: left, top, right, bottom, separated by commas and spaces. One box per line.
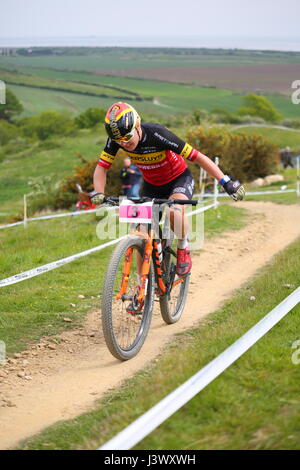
100, 196, 197, 361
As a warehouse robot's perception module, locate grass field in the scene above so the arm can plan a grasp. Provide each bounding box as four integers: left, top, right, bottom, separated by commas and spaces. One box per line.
8, 84, 107, 116
0, 69, 142, 99
0, 212, 114, 354
244, 191, 299, 205
1, 48, 299, 118
94, 64, 300, 95
17, 233, 300, 450
1, 49, 300, 71
5, 74, 300, 118
233, 126, 300, 149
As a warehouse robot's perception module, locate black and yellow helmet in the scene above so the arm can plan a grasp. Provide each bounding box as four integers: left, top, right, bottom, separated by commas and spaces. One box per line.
104, 102, 140, 141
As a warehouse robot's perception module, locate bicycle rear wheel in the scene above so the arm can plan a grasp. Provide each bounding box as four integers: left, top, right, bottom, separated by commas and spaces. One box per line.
101, 235, 154, 361
159, 233, 190, 324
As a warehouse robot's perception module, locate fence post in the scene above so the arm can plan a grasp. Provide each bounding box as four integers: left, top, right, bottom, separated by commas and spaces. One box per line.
199, 168, 207, 200
23, 195, 28, 228
214, 157, 219, 209
0, 80, 5, 105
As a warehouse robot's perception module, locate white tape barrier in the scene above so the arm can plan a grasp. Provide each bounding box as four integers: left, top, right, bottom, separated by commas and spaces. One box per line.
1, 188, 294, 230
99, 286, 300, 450
0, 199, 216, 231
187, 201, 218, 216
0, 203, 215, 288
0, 221, 25, 229
0, 208, 100, 230
199, 189, 297, 198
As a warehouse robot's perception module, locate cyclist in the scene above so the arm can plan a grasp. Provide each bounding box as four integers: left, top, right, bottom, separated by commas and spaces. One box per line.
92, 102, 245, 276
119, 157, 142, 197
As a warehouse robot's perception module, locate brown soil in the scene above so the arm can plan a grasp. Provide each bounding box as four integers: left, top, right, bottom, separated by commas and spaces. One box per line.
94, 64, 300, 94
0, 201, 300, 449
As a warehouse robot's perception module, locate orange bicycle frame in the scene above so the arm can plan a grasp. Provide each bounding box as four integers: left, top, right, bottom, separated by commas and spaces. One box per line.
115, 229, 168, 302
116, 227, 185, 303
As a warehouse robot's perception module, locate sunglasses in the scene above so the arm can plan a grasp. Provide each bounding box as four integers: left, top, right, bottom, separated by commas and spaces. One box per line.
114, 128, 136, 143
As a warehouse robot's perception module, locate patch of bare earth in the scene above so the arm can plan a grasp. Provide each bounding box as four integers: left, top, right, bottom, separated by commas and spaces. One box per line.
0, 201, 300, 449
94, 64, 300, 94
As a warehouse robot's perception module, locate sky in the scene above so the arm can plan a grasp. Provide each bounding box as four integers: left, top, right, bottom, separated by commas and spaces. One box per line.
1, 0, 300, 38
0, 0, 300, 47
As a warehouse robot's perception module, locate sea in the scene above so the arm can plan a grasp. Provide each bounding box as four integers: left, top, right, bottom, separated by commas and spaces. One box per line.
0, 36, 299, 52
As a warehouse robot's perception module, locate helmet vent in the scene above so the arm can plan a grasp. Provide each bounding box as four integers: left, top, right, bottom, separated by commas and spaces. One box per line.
109, 105, 122, 140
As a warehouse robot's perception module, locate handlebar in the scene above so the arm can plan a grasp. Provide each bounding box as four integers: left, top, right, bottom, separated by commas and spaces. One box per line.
103, 196, 198, 206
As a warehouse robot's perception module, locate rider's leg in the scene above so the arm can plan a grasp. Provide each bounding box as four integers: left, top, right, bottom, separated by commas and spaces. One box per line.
132, 224, 148, 282
168, 193, 192, 276
168, 192, 189, 242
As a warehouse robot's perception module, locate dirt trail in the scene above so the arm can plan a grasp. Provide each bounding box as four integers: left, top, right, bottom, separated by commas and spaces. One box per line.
1, 201, 300, 449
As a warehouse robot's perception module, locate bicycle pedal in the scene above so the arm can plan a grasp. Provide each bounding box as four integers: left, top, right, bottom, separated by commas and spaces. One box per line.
128, 311, 143, 316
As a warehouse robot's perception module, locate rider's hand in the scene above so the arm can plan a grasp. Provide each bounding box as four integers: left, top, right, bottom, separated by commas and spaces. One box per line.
90, 192, 105, 206
219, 176, 245, 201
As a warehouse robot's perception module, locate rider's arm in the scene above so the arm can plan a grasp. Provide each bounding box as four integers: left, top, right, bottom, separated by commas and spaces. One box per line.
93, 164, 108, 194
194, 151, 245, 200
93, 138, 119, 195
193, 151, 224, 181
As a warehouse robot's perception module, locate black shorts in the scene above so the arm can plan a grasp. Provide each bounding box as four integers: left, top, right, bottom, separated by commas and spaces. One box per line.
142, 168, 195, 200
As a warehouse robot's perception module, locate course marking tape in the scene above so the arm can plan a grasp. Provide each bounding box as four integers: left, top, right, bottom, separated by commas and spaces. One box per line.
0, 208, 102, 230
197, 189, 296, 199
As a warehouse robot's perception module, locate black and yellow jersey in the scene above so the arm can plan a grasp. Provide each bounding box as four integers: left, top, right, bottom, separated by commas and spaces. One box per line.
97, 123, 198, 186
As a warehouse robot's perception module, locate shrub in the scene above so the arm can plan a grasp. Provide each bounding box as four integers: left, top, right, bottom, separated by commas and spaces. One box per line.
75, 107, 106, 129
160, 115, 185, 128
281, 118, 300, 130
235, 115, 266, 125
237, 94, 282, 123
0, 119, 19, 146
186, 126, 278, 182
27, 175, 61, 215
20, 110, 77, 141
0, 89, 23, 121
58, 154, 98, 208
187, 109, 209, 125
209, 108, 242, 124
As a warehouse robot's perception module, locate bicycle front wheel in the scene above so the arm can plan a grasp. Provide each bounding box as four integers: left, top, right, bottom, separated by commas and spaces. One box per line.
101, 235, 154, 361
